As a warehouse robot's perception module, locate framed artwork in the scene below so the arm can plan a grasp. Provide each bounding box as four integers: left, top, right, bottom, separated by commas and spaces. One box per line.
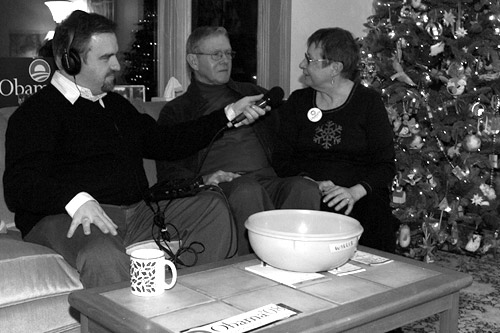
113, 85, 146, 102
9, 32, 46, 57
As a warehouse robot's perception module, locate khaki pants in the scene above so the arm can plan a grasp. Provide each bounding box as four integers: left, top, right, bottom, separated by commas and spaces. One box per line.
25, 190, 235, 288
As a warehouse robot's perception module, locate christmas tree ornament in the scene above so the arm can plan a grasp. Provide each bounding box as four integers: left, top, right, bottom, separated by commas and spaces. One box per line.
429, 41, 445, 56
457, 204, 464, 218
426, 22, 443, 40
479, 231, 497, 254
490, 154, 498, 169
360, 53, 378, 86
452, 166, 468, 180
470, 101, 485, 117
491, 95, 500, 112
447, 144, 461, 157
437, 230, 448, 244
392, 185, 407, 204
400, 5, 413, 19
408, 134, 424, 149
446, 77, 467, 96
420, 71, 433, 88
415, 12, 429, 30
366, 15, 380, 27
398, 224, 411, 248
391, 58, 417, 86
447, 61, 465, 78
438, 197, 452, 212
479, 183, 496, 201
411, 0, 428, 11
453, 27, 468, 38
449, 222, 459, 245
403, 168, 423, 185
424, 253, 435, 263
443, 10, 456, 27
463, 133, 482, 151
465, 233, 482, 252
397, 37, 409, 50
485, 113, 500, 134
471, 193, 488, 206
427, 174, 438, 188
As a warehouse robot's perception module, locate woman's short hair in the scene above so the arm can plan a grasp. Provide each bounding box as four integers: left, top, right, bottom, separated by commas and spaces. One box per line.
307, 27, 360, 80
52, 10, 116, 62
186, 26, 229, 54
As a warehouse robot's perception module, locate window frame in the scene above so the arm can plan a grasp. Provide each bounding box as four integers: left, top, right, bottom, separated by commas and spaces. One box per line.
157, 0, 291, 97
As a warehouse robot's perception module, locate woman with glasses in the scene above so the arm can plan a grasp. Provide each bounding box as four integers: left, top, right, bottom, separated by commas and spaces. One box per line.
272, 27, 399, 254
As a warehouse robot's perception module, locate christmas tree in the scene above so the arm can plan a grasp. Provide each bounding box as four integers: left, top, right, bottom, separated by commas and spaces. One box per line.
359, 0, 500, 261
122, 0, 157, 101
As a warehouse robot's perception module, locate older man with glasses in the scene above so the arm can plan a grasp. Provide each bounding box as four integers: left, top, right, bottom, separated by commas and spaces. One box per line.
156, 26, 321, 256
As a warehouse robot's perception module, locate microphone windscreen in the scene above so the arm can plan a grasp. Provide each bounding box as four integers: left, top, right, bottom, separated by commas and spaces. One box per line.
260, 86, 285, 108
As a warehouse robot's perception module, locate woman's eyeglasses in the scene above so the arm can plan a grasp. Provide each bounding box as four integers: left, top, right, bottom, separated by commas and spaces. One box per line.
304, 53, 329, 65
192, 51, 236, 61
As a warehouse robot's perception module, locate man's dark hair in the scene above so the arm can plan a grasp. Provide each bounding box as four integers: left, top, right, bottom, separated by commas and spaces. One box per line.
52, 10, 116, 63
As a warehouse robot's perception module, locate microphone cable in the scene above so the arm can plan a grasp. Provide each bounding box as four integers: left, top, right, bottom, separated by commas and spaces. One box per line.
146, 112, 240, 266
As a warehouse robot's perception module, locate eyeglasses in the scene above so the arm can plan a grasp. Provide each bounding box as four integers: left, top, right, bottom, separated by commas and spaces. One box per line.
304, 53, 330, 65
192, 50, 236, 61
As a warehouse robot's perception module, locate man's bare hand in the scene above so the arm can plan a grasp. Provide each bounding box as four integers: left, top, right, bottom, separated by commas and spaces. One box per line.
202, 170, 241, 186
230, 94, 270, 127
67, 201, 118, 238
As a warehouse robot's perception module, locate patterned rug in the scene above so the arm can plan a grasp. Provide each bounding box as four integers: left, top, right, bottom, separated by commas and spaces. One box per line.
402, 251, 500, 333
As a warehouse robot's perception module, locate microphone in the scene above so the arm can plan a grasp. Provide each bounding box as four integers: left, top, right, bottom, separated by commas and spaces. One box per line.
228, 86, 285, 127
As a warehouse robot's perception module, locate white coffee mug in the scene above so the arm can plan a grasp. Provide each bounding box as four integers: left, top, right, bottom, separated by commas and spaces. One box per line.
130, 248, 177, 296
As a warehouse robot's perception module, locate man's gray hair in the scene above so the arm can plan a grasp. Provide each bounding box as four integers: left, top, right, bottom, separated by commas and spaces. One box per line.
186, 26, 229, 54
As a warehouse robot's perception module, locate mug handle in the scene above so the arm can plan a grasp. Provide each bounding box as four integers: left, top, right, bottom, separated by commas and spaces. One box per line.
162, 259, 177, 290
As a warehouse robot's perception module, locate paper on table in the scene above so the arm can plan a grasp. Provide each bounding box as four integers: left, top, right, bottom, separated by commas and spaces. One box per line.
328, 262, 366, 276
245, 264, 330, 288
351, 250, 393, 266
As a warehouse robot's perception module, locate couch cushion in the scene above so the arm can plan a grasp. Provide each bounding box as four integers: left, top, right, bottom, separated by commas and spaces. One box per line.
0, 236, 83, 332
0, 107, 17, 225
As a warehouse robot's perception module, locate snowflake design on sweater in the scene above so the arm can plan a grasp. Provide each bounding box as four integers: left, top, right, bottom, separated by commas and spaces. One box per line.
314, 121, 342, 149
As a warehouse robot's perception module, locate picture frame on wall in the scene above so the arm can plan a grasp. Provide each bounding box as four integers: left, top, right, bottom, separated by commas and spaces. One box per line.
113, 85, 146, 102
9, 31, 47, 58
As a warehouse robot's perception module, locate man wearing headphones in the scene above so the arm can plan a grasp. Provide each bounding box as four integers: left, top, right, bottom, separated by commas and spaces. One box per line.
3, 10, 267, 288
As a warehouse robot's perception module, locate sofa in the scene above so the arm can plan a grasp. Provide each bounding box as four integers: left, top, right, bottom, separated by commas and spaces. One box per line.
0, 99, 167, 333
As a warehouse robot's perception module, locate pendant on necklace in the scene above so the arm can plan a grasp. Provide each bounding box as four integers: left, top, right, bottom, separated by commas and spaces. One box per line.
307, 107, 322, 122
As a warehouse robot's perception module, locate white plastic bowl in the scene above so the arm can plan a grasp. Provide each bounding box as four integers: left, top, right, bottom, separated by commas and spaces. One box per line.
245, 210, 363, 272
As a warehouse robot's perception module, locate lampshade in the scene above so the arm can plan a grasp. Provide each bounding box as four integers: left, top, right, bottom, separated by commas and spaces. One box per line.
45, 1, 75, 24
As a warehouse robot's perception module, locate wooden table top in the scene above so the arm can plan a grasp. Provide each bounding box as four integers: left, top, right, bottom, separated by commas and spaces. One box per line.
69, 246, 472, 333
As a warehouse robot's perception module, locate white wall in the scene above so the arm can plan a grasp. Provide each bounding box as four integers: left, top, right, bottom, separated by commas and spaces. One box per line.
290, 0, 373, 93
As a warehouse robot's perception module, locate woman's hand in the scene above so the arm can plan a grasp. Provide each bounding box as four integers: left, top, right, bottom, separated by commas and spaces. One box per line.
318, 181, 367, 215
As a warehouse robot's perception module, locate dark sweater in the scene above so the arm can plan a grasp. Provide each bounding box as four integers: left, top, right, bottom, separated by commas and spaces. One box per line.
3, 85, 228, 236
156, 78, 276, 181
272, 83, 395, 193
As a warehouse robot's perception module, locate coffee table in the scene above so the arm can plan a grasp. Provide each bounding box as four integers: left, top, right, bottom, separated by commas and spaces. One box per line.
69, 246, 472, 333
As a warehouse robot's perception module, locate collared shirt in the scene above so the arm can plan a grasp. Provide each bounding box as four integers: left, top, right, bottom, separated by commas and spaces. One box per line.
51, 70, 107, 108
51, 70, 105, 217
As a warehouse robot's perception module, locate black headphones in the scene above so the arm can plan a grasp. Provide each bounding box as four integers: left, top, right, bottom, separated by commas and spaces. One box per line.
61, 26, 81, 76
